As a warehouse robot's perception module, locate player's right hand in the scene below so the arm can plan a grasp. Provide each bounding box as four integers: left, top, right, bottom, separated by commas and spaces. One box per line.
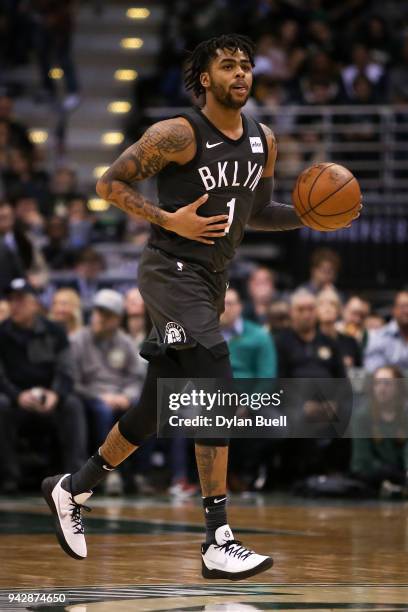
164, 194, 230, 245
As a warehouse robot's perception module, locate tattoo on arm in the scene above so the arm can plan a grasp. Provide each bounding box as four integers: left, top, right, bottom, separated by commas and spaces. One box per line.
260, 123, 277, 169
96, 121, 194, 227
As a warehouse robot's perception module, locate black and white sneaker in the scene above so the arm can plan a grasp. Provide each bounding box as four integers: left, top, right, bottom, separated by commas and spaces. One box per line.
201, 524, 273, 581
41, 474, 92, 560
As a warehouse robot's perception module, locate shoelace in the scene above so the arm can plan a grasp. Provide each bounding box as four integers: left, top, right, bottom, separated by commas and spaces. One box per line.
214, 540, 254, 560
69, 497, 91, 535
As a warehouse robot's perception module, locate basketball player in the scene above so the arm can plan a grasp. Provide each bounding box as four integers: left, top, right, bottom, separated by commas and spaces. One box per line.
42, 35, 359, 580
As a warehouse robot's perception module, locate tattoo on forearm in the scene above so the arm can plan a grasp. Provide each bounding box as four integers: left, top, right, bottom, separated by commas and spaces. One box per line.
100, 423, 137, 466
97, 121, 194, 226
195, 444, 228, 496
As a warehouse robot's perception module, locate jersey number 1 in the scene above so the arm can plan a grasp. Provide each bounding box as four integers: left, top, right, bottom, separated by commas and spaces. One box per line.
225, 198, 236, 234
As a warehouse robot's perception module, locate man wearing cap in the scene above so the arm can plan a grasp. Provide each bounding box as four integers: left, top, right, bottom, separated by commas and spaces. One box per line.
0, 278, 87, 493
70, 289, 145, 449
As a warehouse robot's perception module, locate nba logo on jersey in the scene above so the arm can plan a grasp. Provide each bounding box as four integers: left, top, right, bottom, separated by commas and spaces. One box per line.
250, 137, 263, 153
164, 321, 186, 344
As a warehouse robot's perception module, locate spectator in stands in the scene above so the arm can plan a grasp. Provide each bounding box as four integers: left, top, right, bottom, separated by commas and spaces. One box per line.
42, 215, 74, 270
2, 148, 49, 207
62, 247, 105, 313
0, 277, 87, 493
0, 119, 12, 171
124, 287, 148, 358
14, 194, 46, 247
337, 295, 370, 350
364, 291, 408, 372
275, 289, 347, 477
50, 167, 78, 198
305, 50, 339, 89
221, 287, 277, 378
67, 195, 94, 250
0, 96, 33, 154
300, 248, 341, 295
341, 43, 385, 100
70, 289, 145, 494
0, 200, 25, 293
359, 15, 392, 66
267, 299, 291, 335
221, 287, 277, 492
0, 198, 47, 292
245, 266, 279, 324
49, 166, 78, 215
70, 289, 143, 439
276, 289, 345, 379
307, 18, 336, 55
317, 288, 362, 368
351, 365, 408, 496
50, 288, 83, 337
253, 28, 305, 83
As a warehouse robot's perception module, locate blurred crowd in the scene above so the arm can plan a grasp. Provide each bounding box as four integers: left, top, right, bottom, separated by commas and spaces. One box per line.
1, 0, 80, 109
0, 245, 407, 500
1, 0, 408, 500
129, 0, 408, 130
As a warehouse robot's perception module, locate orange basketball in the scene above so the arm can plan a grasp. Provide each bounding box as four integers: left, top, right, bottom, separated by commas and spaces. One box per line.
292, 162, 361, 231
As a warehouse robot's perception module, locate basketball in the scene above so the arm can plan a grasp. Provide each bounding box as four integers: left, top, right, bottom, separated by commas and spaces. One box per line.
292, 162, 361, 231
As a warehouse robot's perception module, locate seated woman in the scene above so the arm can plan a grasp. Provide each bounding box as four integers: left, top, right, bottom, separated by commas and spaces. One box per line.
351, 365, 408, 495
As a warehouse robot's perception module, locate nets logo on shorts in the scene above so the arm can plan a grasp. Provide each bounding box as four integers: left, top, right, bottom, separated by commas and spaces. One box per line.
164, 321, 186, 344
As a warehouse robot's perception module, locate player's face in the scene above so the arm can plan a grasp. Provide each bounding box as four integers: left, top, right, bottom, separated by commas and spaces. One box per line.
202, 49, 253, 109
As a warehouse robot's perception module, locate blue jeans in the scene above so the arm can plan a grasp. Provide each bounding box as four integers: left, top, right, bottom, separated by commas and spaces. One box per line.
85, 397, 137, 449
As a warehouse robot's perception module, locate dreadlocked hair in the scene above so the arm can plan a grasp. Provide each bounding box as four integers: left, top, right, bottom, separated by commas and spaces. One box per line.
184, 34, 255, 98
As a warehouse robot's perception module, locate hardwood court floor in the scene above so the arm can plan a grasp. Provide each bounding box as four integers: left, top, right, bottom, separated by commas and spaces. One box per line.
0, 493, 407, 610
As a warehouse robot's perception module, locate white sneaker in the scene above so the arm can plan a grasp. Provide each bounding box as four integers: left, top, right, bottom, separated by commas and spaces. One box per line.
41, 474, 92, 560
201, 524, 273, 580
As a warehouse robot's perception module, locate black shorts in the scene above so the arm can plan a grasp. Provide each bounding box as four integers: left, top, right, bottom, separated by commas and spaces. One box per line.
138, 245, 229, 360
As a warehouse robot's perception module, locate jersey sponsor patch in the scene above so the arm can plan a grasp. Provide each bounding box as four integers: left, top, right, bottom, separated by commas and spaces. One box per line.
164, 321, 186, 344
250, 136, 263, 153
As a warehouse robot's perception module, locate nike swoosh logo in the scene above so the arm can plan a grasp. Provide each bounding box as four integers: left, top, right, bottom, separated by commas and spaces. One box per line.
103, 465, 115, 471
206, 141, 223, 149
214, 497, 227, 504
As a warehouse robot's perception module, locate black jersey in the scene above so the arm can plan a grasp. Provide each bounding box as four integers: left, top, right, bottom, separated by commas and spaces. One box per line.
148, 107, 268, 272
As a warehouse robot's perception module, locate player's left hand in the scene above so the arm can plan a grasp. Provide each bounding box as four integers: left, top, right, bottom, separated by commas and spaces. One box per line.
164, 194, 230, 244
